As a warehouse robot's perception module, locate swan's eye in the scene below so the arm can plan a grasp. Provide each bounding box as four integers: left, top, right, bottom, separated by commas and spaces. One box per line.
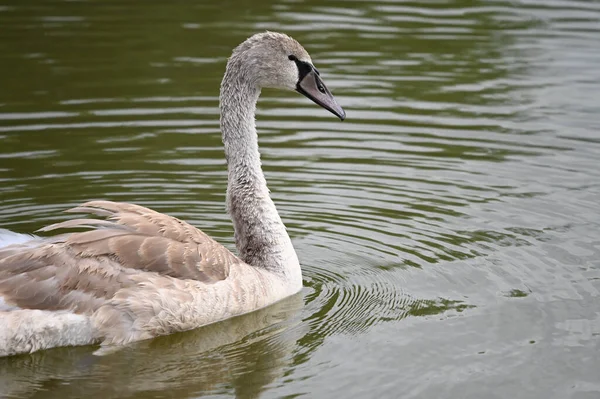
288, 55, 297, 61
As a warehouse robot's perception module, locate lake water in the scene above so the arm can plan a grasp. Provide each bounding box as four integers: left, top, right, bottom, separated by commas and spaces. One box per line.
1, 0, 599, 398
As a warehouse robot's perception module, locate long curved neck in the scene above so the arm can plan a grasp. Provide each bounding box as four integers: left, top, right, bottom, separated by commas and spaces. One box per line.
219, 64, 300, 284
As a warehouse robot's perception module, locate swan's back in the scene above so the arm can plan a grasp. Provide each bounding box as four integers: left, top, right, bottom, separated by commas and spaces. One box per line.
0, 201, 269, 354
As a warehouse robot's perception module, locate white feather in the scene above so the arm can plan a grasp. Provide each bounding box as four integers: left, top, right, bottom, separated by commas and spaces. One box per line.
0, 228, 37, 249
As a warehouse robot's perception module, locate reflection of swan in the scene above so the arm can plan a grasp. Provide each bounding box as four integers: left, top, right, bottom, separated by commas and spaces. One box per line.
0, 31, 345, 356
0, 293, 305, 399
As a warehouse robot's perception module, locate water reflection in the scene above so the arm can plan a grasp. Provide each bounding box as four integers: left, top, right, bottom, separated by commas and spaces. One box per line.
0, 294, 304, 398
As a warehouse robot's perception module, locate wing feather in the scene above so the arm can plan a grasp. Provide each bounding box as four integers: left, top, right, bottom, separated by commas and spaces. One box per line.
44, 201, 239, 282
0, 200, 242, 314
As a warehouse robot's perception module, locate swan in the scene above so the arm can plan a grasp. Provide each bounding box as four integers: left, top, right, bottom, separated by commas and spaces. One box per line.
0, 31, 345, 357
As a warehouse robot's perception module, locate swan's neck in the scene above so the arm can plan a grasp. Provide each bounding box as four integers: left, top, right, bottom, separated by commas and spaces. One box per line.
219, 70, 301, 287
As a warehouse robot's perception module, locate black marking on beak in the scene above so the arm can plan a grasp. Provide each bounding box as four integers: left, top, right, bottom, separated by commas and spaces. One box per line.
289, 56, 345, 121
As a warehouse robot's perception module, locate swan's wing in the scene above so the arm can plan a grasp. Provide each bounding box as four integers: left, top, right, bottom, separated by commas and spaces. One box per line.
0, 245, 200, 344
39, 200, 242, 282
0, 200, 240, 314
0, 247, 140, 313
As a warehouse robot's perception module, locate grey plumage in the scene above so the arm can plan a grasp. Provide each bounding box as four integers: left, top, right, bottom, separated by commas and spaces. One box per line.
0, 31, 344, 356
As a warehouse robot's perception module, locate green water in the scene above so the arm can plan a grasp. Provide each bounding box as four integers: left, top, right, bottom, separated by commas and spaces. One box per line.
1, 0, 599, 398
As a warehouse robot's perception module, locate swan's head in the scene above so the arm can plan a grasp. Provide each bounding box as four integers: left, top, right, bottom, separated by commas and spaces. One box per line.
226, 31, 345, 120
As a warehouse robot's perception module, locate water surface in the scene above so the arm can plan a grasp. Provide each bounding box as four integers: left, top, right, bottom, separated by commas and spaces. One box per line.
1, 0, 599, 398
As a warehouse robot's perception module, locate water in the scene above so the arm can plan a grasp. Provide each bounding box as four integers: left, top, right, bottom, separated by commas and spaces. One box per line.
1, 0, 599, 398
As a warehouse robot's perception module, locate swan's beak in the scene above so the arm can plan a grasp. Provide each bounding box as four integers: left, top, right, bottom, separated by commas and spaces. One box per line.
296, 69, 346, 121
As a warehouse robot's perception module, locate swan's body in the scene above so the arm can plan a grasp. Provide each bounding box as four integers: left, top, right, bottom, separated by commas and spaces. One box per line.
0, 31, 344, 357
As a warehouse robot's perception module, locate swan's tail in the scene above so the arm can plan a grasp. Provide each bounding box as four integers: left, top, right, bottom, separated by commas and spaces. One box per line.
0, 228, 41, 311
0, 228, 37, 249
0, 310, 97, 357
0, 229, 99, 356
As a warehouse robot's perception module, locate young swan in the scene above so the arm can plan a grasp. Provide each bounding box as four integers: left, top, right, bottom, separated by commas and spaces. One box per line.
0, 31, 345, 356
